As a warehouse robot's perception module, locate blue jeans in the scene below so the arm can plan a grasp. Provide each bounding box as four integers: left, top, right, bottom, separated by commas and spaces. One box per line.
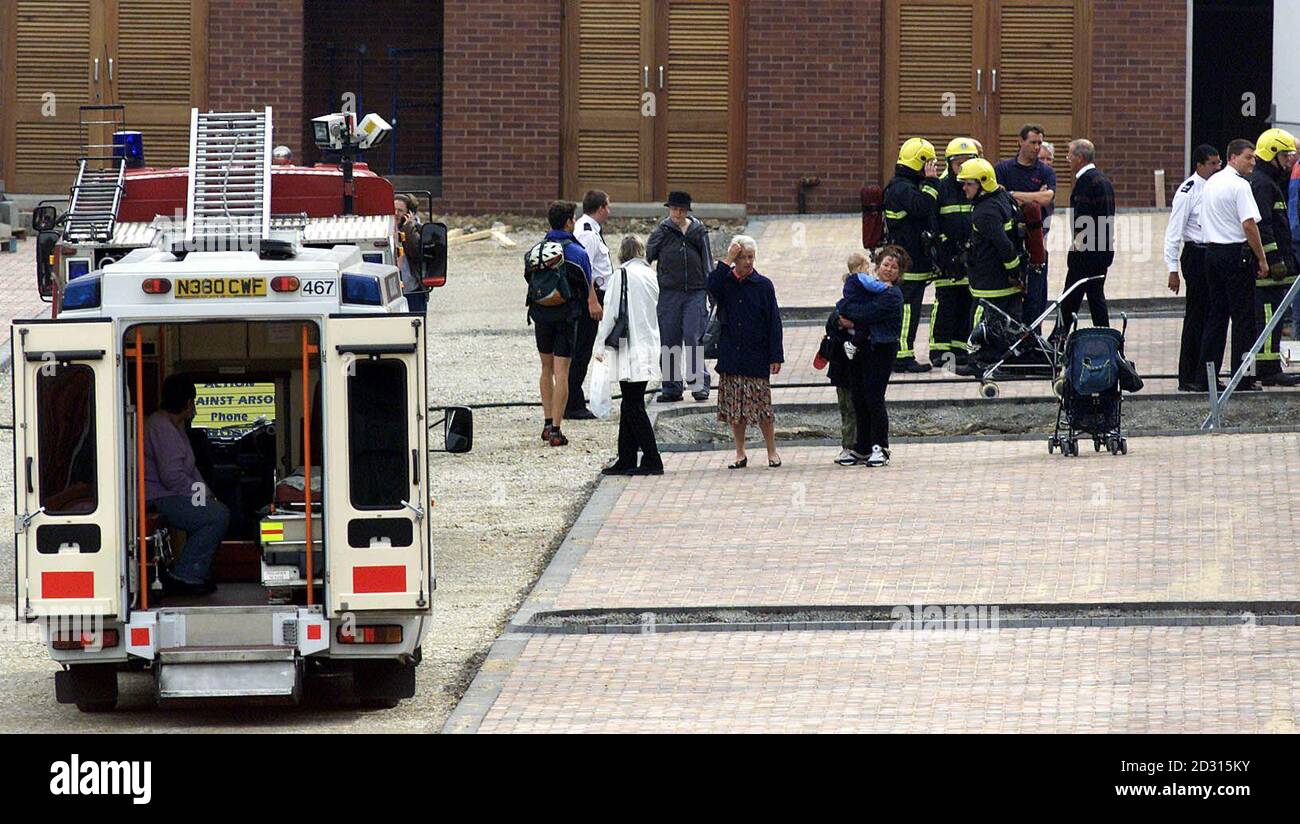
1023, 251, 1049, 333
151, 494, 231, 584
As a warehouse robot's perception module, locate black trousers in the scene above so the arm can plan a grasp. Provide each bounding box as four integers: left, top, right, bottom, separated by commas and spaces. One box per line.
617, 381, 661, 469
566, 289, 604, 411
930, 279, 971, 364
1177, 244, 1209, 385
1255, 280, 1290, 377
1055, 250, 1110, 335
1199, 243, 1257, 382
851, 342, 898, 451
896, 278, 929, 363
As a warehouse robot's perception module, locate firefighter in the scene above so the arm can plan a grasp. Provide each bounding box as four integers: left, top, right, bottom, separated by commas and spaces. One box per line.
954, 157, 1025, 374
930, 137, 981, 368
884, 137, 942, 372
1249, 127, 1300, 386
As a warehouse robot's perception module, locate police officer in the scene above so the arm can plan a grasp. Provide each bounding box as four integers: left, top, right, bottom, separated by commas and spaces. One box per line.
1249, 128, 1300, 386
955, 157, 1025, 373
931, 137, 981, 368
1165, 144, 1221, 390
883, 137, 941, 372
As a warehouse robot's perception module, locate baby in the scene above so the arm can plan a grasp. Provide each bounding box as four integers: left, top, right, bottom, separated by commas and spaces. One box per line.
835, 252, 889, 359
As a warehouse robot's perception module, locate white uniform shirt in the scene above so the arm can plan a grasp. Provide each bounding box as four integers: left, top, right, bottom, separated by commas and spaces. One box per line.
1163, 172, 1209, 271
1200, 168, 1261, 244
575, 214, 612, 291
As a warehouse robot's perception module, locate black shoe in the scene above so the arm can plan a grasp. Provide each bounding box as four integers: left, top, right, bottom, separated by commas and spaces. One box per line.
903, 360, 932, 373
1237, 381, 1263, 391
549, 429, 570, 446
542, 424, 554, 442
955, 362, 984, 377
566, 408, 598, 420
1184, 381, 1226, 393
159, 569, 213, 597
1259, 373, 1300, 387
656, 393, 684, 403
601, 461, 638, 476
691, 391, 710, 402
630, 464, 665, 476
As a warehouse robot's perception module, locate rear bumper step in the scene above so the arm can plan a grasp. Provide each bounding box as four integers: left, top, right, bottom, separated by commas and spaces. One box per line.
157, 646, 300, 701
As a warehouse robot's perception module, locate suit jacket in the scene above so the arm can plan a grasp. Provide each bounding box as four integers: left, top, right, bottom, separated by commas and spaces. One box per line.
1070, 167, 1116, 266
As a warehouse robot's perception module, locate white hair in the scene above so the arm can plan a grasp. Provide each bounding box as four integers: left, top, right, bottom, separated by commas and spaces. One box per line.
1069, 139, 1095, 162
732, 234, 757, 255
1040, 141, 1055, 157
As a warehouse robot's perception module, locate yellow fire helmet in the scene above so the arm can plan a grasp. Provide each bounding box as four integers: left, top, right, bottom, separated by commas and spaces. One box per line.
957, 157, 999, 193
1256, 127, 1298, 161
945, 137, 981, 160
897, 137, 937, 171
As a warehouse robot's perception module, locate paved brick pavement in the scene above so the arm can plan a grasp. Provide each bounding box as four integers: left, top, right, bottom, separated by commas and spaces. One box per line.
751, 212, 1174, 309
0, 238, 52, 363
551, 436, 1300, 609
476, 626, 1300, 733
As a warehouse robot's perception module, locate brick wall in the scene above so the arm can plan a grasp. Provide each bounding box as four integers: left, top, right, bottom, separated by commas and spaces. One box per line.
1091, 0, 1187, 206
436, 0, 562, 213
208, 0, 305, 157
744, 1, 880, 214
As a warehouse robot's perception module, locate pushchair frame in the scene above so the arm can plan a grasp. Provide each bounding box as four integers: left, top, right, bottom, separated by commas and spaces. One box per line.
1048, 313, 1130, 457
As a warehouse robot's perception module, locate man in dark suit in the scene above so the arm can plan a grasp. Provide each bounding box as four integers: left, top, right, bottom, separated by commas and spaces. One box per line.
1052, 138, 1117, 341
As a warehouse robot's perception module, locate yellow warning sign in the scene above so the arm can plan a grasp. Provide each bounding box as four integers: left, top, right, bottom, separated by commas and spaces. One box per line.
260, 521, 285, 543
193, 382, 277, 429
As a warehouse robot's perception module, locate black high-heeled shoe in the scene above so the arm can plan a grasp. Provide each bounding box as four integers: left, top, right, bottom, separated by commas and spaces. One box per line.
727, 457, 748, 470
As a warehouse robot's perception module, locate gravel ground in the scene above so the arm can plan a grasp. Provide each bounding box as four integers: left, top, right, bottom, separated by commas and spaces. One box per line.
0, 229, 627, 732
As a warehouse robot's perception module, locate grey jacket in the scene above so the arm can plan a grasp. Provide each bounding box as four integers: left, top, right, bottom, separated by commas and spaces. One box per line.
646, 216, 711, 292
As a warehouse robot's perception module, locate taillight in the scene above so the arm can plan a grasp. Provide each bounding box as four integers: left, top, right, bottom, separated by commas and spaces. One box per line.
271, 276, 300, 292
337, 625, 403, 644
141, 278, 171, 294
52, 629, 119, 650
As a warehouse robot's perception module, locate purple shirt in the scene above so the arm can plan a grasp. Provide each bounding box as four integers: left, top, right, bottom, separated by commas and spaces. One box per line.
994, 157, 1057, 224
144, 411, 204, 501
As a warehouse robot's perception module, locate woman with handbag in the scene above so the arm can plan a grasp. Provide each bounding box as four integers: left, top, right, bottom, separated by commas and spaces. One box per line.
594, 235, 664, 475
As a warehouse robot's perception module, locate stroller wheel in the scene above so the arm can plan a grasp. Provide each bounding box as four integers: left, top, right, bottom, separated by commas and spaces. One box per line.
1093, 438, 1102, 452
1119, 438, 1128, 455
980, 381, 1000, 399
1069, 439, 1079, 457
1053, 377, 1066, 399
1048, 438, 1056, 454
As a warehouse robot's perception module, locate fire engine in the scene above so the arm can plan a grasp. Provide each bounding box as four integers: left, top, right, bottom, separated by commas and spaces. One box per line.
12, 106, 472, 711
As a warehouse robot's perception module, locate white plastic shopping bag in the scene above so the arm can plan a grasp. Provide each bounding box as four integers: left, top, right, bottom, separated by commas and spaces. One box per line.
587, 352, 614, 418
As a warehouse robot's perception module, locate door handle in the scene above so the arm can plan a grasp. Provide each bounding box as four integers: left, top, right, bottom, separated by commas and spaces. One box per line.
643, 65, 649, 90
25, 457, 33, 494
411, 449, 420, 486
976, 68, 981, 92
991, 68, 998, 93
93, 58, 99, 82
659, 65, 665, 89
108, 57, 114, 82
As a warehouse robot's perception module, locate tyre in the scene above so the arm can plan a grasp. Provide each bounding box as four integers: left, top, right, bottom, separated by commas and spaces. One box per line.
1053, 377, 1066, 399
1093, 438, 1101, 452
352, 660, 416, 707
980, 381, 999, 399
1119, 439, 1128, 455
1069, 439, 1079, 457
1048, 438, 1056, 454
56, 664, 118, 712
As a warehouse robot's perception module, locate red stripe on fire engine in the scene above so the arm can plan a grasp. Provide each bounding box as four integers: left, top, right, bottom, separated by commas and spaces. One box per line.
42, 571, 95, 599
352, 565, 406, 594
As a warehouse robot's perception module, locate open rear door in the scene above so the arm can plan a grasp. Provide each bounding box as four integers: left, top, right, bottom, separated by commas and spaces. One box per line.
12, 319, 123, 620
324, 315, 430, 615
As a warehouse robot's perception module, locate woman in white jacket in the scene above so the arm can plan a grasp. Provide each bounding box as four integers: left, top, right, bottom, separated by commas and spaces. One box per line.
595, 235, 664, 475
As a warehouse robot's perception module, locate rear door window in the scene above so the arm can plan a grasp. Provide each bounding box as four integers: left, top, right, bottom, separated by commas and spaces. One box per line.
36, 365, 98, 515
347, 359, 408, 509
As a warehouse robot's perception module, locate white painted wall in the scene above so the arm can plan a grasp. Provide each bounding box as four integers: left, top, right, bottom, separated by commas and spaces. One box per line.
1275, 0, 1300, 132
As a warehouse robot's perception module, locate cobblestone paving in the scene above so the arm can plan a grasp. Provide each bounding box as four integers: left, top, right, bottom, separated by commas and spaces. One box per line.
751, 212, 1174, 309
477, 626, 1300, 733
0, 238, 52, 361
551, 436, 1300, 609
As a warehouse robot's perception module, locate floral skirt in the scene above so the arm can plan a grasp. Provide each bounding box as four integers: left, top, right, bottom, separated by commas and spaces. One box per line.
716, 373, 773, 424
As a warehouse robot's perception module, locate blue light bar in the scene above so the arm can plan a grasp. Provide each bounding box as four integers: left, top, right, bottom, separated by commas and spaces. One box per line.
362, 252, 384, 264
61, 275, 102, 310
67, 260, 91, 280
341, 273, 383, 306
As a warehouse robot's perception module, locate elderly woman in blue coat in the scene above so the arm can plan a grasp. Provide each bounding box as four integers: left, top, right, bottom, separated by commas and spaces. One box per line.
707, 235, 785, 469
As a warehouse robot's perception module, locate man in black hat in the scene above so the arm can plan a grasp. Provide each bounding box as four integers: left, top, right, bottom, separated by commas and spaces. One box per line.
647, 190, 713, 402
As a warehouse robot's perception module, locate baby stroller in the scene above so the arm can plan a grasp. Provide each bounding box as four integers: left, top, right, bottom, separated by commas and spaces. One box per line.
1048, 316, 1142, 457
965, 275, 1105, 398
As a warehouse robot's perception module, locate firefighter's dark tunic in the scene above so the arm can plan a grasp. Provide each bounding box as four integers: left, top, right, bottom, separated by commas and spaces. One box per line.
882, 164, 940, 365
967, 187, 1024, 359
1249, 161, 1298, 378
932, 170, 974, 362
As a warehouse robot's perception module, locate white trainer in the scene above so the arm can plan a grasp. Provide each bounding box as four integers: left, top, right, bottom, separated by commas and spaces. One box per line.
866, 445, 889, 467
835, 449, 857, 465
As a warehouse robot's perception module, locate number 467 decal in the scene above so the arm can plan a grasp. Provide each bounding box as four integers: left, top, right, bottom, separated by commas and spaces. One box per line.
301, 280, 336, 296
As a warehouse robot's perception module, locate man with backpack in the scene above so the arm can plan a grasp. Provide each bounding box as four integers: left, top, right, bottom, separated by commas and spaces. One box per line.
954, 157, 1028, 373
525, 201, 600, 446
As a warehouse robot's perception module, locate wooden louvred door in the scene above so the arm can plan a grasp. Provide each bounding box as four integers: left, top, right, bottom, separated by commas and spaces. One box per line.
110, 0, 209, 171
563, 0, 656, 201
883, 0, 991, 177
656, 0, 742, 203
989, 0, 1091, 205
7, 0, 103, 192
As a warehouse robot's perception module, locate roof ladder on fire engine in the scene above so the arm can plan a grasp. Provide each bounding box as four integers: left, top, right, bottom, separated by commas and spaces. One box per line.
185, 107, 272, 250
64, 105, 128, 244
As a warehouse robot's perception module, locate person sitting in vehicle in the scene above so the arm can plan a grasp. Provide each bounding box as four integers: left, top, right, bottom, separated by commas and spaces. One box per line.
144, 376, 231, 596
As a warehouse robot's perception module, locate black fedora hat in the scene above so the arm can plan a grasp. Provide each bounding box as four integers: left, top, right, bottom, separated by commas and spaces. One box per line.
664, 190, 693, 209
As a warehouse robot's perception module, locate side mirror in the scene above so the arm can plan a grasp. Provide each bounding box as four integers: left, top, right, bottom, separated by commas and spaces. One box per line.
36, 231, 59, 299
32, 205, 58, 232
420, 222, 448, 289
443, 406, 473, 454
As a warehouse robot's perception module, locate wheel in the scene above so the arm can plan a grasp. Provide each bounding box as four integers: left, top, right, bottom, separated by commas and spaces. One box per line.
1093, 438, 1101, 452
1053, 377, 1066, 399
980, 381, 1000, 399
1048, 438, 1056, 454
75, 699, 118, 713
1119, 438, 1128, 455
1069, 439, 1079, 457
